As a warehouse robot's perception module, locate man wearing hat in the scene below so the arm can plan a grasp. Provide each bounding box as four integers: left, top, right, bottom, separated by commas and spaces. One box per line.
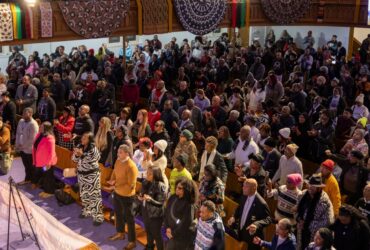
277, 127, 291, 154
235, 153, 267, 196
272, 143, 303, 189
262, 138, 281, 179
320, 159, 341, 216
296, 174, 334, 250
351, 93, 369, 120
37, 88, 56, 123
267, 173, 303, 225
169, 154, 192, 195
172, 129, 198, 176
1, 91, 16, 139
199, 136, 227, 183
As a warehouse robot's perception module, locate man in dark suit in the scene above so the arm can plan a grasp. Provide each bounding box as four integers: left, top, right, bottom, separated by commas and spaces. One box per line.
210, 95, 227, 128
228, 178, 272, 250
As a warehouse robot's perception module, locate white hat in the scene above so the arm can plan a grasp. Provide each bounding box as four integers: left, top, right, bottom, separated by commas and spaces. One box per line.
154, 140, 168, 152
279, 128, 291, 139
356, 94, 364, 104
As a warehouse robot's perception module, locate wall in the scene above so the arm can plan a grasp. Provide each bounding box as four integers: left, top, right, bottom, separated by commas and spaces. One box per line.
250, 26, 351, 50
354, 27, 370, 43
0, 29, 227, 76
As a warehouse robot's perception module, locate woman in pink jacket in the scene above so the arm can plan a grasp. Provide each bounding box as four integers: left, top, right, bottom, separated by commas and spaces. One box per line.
32, 121, 58, 198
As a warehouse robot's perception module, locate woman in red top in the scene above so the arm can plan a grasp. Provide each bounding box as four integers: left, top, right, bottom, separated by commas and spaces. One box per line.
32, 121, 58, 198
121, 79, 140, 106
54, 106, 75, 149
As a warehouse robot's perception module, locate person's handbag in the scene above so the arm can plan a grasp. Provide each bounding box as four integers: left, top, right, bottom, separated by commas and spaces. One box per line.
0, 152, 13, 175
63, 168, 77, 178
55, 188, 75, 206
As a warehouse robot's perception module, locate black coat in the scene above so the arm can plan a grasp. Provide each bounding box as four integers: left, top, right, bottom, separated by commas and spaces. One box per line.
140, 180, 166, 218
2, 101, 16, 132
262, 148, 281, 179
233, 193, 272, 249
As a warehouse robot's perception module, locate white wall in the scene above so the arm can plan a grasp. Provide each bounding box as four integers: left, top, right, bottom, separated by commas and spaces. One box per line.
354, 27, 370, 43
250, 26, 350, 50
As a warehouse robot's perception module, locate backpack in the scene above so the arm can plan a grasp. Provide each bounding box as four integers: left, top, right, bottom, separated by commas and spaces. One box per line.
54, 189, 75, 206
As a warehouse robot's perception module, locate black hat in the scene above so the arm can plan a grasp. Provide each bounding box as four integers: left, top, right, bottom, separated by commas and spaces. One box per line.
1, 91, 10, 97
248, 153, 264, 164
264, 138, 276, 148
306, 174, 325, 187
351, 150, 364, 160
176, 154, 188, 167
63, 106, 74, 115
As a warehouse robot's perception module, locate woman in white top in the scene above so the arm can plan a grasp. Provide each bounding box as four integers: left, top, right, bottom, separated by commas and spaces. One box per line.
142, 140, 169, 192
132, 137, 153, 179
248, 81, 266, 112
114, 107, 133, 134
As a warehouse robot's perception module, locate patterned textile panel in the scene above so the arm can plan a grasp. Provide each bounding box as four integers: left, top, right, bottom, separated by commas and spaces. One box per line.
142, 0, 168, 34
0, 3, 14, 41
260, 0, 311, 25
173, 0, 227, 36
58, 0, 130, 39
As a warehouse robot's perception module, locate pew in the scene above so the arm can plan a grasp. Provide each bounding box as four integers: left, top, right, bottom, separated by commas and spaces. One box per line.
55, 145, 76, 170
225, 233, 247, 250
225, 171, 242, 199
223, 196, 238, 224
299, 157, 319, 178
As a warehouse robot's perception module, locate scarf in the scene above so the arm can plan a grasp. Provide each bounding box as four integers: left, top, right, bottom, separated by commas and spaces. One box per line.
199, 150, 216, 181
233, 137, 250, 151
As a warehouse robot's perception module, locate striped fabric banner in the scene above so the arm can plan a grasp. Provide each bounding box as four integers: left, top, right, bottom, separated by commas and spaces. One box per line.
231, 0, 247, 28
10, 3, 23, 39
0, 3, 14, 41
39, 2, 53, 38
25, 7, 34, 39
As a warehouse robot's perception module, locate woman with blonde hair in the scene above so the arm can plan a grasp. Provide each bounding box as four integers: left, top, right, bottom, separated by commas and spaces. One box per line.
95, 117, 114, 166
131, 109, 151, 145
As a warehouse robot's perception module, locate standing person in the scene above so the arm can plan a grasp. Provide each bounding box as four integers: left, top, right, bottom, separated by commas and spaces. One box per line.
329, 205, 370, 250
199, 136, 227, 183
95, 117, 114, 166
194, 200, 225, 250
355, 184, 370, 223
296, 175, 335, 250
0, 117, 11, 175
15, 108, 39, 185
131, 109, 151, 145
1, 91, 17, 138
15, 75, 38, 114
37, 88, 56, 123
107, 145, 138, 250
169, 154, 193, 195
305, 228, 335, 250
72, 105, 94, 144
139, 167, 166, 250
164, 177, 199, 250
172, 130, 198, 176
252, 218, 296, 250
320, 159, 341, 217
72, 132, 104, 226
31, 122, 58, 197
54, 106, 75, 150
112, 125, 133, 165
227, 179, 272, 250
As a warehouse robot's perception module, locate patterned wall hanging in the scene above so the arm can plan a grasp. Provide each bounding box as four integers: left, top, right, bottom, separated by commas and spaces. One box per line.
0, 3, 14, 41
260, 0, 311, 25
40, 2, 53, 38
58, 0, 130, 39
141, 0, 168, 34
174, 0, 227, 36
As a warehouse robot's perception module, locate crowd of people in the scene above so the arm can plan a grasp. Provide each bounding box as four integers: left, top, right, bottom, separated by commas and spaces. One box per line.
0, 28, 370, 250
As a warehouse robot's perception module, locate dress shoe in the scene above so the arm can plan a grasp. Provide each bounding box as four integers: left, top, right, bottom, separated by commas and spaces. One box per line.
123, 242, 136, 250
109, 232, 125, 241
79, 213, 87, 219
18, 180, 30, 185
93, 220, 103, 226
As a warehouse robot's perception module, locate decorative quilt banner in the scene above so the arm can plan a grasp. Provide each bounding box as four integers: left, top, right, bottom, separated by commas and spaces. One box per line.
0, 3, 14, 41
40, 2, 53, 38
58, 0, 130, 39
260, 0, 311, 25
231, 0, 246, 28
174, 0, 227, 36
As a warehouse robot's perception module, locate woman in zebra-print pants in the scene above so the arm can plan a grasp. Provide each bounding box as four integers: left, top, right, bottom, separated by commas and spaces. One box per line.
72, 132, 104, 226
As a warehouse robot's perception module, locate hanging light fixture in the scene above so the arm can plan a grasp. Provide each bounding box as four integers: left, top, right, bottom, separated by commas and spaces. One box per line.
25, 0, 37, 7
